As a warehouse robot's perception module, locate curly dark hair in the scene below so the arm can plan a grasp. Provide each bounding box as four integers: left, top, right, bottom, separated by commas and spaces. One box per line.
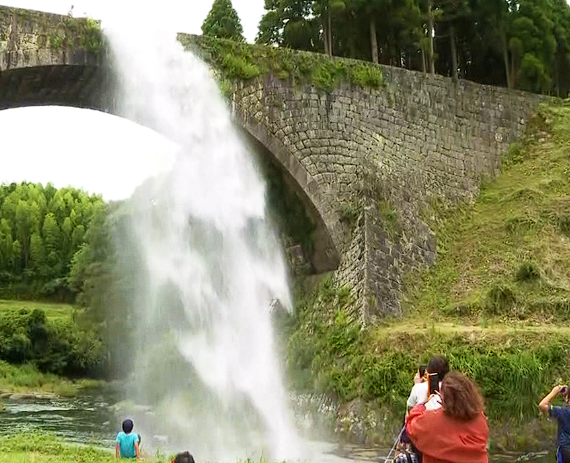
441, 372, 484, 421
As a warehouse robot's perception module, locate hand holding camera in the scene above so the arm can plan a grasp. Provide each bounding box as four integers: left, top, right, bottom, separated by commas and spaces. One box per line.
428, 373, 439, 396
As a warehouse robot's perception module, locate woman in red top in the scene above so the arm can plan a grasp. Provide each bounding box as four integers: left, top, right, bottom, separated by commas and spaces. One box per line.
406, 372, 489, 463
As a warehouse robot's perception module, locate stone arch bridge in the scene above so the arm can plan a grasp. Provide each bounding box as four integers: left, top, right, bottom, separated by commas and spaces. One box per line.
0, 6, 543, 322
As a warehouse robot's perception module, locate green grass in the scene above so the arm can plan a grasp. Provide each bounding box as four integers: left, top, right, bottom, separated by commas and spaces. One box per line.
0, 361, 102, 396
178, 34, 384, 92
0, 300, 74, 322
404, 101, 570, 322
0, 433, 168, 463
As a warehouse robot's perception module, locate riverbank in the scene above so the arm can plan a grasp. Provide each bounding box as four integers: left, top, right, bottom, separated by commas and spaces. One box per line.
0, 299, 104, 397
0, 433, 169, 463
0, 360, 103, 397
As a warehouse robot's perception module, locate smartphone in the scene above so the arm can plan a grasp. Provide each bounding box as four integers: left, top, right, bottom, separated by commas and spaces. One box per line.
428, 373, 439, 395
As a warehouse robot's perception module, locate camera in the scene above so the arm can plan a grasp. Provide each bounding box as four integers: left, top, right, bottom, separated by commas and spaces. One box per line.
428, 373, 439, 395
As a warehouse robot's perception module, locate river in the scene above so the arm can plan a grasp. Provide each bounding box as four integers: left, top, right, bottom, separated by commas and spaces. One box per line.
0, 392, 552, 463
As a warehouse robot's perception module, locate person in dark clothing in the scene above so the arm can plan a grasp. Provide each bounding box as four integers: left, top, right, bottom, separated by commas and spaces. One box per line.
539, 385, 570, 463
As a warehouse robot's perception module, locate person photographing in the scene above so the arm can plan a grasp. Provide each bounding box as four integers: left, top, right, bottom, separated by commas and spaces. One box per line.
406, 372, 489, 463
406, 356, 449, 411
539, 384, 570, 462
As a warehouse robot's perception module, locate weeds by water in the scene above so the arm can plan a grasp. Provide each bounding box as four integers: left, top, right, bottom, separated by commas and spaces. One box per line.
283, 278, 570, 424
0, 360, 102, 396
0, 433, 168, 463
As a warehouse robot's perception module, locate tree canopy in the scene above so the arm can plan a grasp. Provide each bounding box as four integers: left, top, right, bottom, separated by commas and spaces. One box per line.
0, 182, 105, 301
202, 0, 245, 41
256, 0, 570, 96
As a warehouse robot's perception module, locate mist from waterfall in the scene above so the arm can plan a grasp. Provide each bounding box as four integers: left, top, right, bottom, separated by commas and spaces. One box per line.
102, 13, 301, 461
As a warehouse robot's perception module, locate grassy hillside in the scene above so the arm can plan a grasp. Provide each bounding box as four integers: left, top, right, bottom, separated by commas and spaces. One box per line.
405, 101, 570, 322
285, 100, 570, 451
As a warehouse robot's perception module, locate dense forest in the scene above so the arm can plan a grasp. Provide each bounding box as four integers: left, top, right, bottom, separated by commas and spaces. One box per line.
0, 183, 105, 301
257, 0, 570, 96
203, 0, 570, 97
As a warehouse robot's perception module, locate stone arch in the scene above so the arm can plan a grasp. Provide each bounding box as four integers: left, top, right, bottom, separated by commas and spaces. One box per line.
0, 63, 341, 273
0, 64, 110, 111
235, 111, 341, 273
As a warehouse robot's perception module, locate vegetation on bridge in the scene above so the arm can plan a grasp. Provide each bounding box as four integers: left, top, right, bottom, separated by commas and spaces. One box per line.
180, 34, 384, 92
0, 7, 103, 55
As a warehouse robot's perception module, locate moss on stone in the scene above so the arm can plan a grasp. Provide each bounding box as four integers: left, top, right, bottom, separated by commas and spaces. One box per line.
178, 34, 384, 92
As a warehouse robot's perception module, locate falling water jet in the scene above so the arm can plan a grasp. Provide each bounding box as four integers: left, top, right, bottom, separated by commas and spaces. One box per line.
101, 14, 302, 462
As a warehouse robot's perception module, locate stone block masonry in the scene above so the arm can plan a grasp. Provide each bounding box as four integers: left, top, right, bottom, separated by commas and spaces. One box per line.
232, 69, 543, 322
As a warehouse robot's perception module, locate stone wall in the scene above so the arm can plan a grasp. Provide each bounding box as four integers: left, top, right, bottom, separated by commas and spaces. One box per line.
231, 69, 543, 322
0, 6, 100, 70
0, 6, 106, 110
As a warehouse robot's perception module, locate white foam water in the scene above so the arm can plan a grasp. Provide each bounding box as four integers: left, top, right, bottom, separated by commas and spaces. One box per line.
102, 14, 301, 462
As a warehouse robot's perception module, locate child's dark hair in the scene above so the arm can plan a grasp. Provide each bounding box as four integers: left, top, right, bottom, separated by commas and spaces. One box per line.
418, 364, 427, 378
172, 451, 195, 463
122, 419, 134, 434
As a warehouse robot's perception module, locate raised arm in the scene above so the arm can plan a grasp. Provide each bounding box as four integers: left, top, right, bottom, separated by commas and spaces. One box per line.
539, 385, 566, 414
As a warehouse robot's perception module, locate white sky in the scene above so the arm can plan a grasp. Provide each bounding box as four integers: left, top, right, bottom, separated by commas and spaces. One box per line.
1, 0, 264, 42
0, 107, 178, 201
0, 0, 265, 200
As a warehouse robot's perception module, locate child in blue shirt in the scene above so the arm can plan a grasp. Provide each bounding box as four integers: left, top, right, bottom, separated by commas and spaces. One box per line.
115, 419, 140, 460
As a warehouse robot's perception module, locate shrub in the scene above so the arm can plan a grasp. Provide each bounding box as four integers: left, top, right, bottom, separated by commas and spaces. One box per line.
350, 65, 383, 88
485, 283, 517, 314
0, 308, 104, 376
516, 261, 542, 282
504, 142, 524, 165
221, 54, 261, 79
339, 203, 360, 230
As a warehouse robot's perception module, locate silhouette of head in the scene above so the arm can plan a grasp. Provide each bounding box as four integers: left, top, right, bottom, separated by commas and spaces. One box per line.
122, 419, 134, 434
172, 451, 195, 463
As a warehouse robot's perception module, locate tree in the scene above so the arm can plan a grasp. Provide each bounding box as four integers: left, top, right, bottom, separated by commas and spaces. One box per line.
202, 0, 245, 41
509, 0, 557, 93
312, 0, 346, 56
257, 0, 320, 51
0, 182, 104, 299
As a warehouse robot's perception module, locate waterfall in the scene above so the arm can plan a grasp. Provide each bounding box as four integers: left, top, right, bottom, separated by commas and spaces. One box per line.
102, 14, 301, 462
